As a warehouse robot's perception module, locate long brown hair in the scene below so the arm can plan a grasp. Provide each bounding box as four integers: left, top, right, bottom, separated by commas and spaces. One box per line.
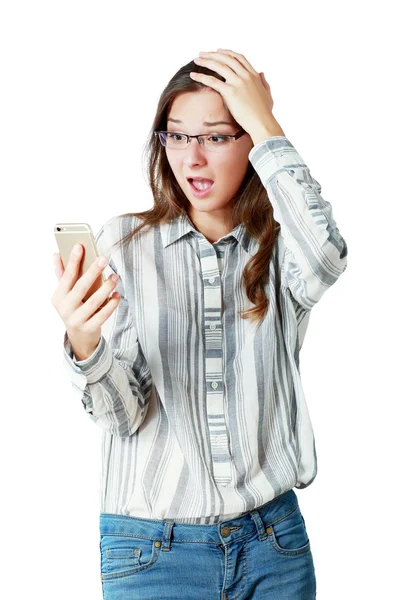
112, 59, 280, 327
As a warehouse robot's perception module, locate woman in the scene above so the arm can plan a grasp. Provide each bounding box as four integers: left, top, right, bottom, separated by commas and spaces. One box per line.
52, 48, 347, 599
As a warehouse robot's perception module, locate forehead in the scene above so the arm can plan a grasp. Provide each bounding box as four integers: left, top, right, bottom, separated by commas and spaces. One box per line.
167, 91, 234, 128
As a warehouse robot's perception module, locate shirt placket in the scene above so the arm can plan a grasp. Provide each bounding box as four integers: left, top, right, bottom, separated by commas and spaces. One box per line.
198, 235, 232, 486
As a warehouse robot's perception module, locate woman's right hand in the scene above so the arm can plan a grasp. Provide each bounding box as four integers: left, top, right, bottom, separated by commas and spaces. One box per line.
51, 244, 121, 361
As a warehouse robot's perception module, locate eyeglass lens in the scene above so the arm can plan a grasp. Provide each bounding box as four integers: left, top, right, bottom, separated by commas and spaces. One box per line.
159, 132, 234, 152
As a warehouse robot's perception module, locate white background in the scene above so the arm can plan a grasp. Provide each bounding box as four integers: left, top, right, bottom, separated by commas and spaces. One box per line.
1, 0, 399, 598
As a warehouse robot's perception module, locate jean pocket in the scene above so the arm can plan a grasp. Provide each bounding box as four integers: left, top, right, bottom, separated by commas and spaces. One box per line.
266, 505, 311, 557
100, 534, 161, 581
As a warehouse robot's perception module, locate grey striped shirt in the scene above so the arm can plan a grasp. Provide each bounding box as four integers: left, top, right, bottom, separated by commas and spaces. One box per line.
62, 136, 348, 524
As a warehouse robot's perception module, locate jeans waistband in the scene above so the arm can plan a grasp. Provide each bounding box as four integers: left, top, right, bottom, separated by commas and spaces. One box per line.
100, 489, 298, 548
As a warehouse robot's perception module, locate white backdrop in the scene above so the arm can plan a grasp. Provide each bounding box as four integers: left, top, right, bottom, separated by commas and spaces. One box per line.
1, 0, 399, 598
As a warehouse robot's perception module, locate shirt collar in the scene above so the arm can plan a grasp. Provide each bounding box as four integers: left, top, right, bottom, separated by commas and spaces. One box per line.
160, 212, 260, 257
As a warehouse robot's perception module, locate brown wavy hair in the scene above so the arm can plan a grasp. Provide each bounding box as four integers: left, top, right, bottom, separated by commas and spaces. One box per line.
112, 59, 280, 328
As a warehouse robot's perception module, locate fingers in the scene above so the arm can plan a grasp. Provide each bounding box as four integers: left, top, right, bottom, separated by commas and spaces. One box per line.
60, 244, 87, 293
70, 251, 110, 305
51, 251, 69, 309
259, 72, 273, 110
214, 49, 259, 76
59, 244, 108, 307
52, 244, 113, 316
53, 253, 64, 280
73, 272, 120, 325
53, 244, 85, 298
85, 290, 121, 330
51, 245, 122, 345
260, 72, 270, 89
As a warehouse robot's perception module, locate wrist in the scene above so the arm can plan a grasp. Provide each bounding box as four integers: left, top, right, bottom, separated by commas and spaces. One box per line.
249, 118, 285, 145
68, 334, 101, 362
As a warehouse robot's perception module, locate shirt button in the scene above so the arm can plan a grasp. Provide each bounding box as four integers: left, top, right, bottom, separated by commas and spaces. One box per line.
211, 381, 218, 389
209, 277, 215, 284
210, 324, 216, 330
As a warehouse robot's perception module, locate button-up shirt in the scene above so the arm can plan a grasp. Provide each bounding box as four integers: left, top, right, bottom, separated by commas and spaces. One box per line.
62, 135, 348, 524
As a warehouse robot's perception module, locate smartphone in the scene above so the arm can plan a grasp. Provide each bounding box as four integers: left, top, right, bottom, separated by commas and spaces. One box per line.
54, 222, 108, 306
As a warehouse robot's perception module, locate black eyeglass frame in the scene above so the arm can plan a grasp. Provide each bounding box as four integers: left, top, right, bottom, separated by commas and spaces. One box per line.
153, 127, 247, 148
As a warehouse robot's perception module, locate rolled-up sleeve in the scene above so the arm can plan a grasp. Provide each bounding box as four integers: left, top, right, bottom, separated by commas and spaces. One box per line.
62, 217, 153, 437
249, 136, 348, 310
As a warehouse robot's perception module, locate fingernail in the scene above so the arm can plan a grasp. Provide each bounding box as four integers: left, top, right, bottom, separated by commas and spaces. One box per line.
98, 256, 108, 267
73, 244, 81, 255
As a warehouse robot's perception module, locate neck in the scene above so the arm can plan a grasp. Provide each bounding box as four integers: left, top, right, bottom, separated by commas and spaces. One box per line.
187, 207, 233, 244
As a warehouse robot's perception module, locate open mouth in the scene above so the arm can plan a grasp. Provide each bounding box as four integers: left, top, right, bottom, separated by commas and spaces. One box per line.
187, 177, 214, 193
187, 177, 214, 188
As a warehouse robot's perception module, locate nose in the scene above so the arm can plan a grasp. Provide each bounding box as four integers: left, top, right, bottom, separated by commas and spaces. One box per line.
183, 137, 208, 165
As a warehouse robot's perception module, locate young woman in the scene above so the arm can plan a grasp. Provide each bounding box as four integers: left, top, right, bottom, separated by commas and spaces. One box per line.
52, 48, 347, 599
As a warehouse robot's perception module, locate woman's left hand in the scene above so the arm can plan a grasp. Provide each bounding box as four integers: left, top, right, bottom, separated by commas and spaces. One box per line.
191, 48, 283, 139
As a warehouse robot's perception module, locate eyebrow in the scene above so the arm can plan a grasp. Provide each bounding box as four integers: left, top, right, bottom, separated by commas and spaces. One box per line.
167, 118, 234, 127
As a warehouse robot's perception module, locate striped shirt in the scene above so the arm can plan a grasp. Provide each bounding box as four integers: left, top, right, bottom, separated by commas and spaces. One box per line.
62, 135, 348, 524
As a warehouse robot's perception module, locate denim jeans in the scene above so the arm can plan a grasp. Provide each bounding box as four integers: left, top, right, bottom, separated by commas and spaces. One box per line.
99, 488, 317, 599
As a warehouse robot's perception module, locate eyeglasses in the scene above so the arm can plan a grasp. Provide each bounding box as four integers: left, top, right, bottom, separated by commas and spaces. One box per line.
154, 128, 247, 153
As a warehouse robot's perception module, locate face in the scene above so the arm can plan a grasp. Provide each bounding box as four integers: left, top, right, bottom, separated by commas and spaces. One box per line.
165, 89, 254, 228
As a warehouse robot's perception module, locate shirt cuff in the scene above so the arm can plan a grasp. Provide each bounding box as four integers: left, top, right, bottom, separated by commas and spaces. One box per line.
248, 136, 305, 183
63, 330, 113, 385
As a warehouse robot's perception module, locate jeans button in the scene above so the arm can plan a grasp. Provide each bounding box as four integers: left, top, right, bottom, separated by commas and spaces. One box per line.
221, 526, 231, 537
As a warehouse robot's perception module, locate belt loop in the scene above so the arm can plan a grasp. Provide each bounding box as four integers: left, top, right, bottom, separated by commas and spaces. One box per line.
249, 509, 267, 541
161, 520, 174, 551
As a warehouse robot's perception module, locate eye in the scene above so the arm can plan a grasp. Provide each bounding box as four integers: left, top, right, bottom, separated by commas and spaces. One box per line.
167, 133, 185, 141
208, 135, 228, 143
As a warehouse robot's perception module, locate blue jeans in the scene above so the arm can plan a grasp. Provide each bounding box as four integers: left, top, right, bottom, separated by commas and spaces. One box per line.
99, 488, 317, 599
